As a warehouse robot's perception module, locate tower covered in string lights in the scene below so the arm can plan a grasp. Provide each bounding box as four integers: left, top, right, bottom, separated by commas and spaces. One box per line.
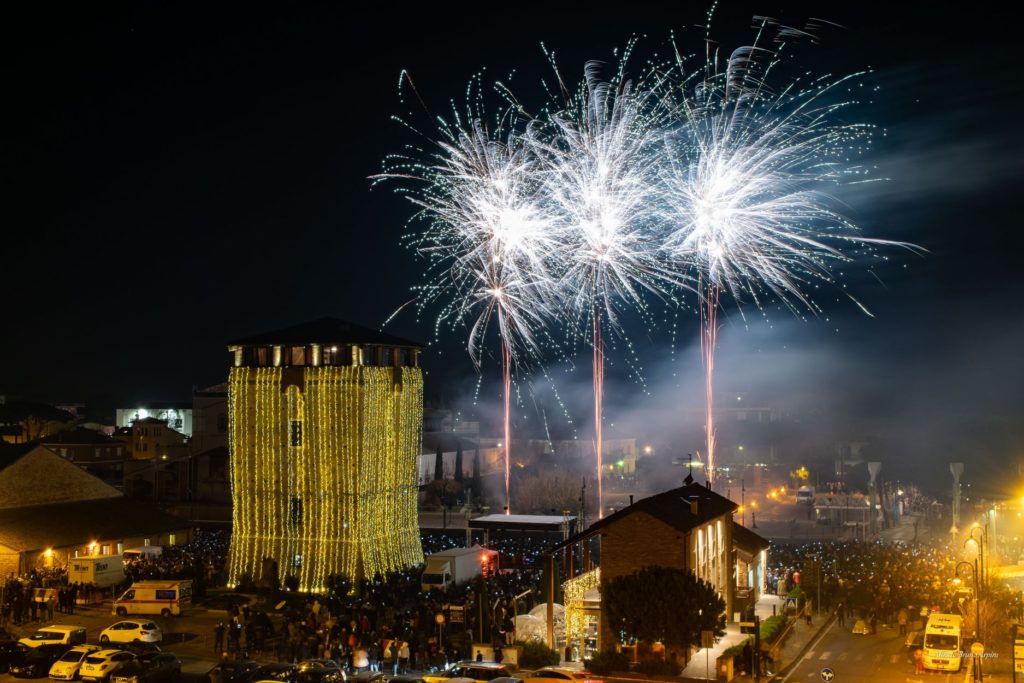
226, 317, 424, 591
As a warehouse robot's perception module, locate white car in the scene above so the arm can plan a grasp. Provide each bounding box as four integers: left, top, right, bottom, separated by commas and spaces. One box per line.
80, 650, 136, 682
49, 645, 102, 681
524, 668, 602, 683
99, 622, 162, 645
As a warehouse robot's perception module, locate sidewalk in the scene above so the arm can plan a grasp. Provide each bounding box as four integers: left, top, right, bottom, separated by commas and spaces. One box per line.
680, 595, 786, 680
728, 604, 835, 682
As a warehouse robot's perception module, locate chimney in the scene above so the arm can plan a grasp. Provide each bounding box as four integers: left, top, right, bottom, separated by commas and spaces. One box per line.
706, 480, 711, 490
629, 495, 634, 506
690, 499, 699, 515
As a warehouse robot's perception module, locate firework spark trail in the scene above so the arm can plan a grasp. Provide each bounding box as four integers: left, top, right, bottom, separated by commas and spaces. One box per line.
655, 22, 920, 488
379, 103, 559, 514
533, 62, 680, 518
700, 281, 719, 484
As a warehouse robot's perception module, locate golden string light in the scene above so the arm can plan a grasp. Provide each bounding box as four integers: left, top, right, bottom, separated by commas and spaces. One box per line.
564, 567, 600, 651
227, 364, 424, 591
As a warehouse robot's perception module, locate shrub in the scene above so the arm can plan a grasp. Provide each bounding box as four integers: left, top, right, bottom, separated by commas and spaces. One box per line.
515, 640, 560, 669
635, 659, 682, 676
585, 649, 632, 675
760, 615, 788, 643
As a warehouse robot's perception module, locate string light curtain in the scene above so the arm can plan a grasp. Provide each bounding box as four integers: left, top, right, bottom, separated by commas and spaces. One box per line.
228, 365, 424, 591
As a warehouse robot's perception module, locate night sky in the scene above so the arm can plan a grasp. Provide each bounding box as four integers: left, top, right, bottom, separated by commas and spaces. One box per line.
3, 3, 1022, 493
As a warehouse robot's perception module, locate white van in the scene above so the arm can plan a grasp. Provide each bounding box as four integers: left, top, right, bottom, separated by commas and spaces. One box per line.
122, 547, 162, 561
112, 580, 192, 617
18, 625, 88, 648
923, 613, 962, 671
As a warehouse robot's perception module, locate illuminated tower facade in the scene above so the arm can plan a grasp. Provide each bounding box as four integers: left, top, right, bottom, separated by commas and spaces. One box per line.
226, 317, 424, 590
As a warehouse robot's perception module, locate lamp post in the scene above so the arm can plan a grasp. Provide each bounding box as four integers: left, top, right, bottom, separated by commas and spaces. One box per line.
956, 560, 982, 681
968, 526, 986, 594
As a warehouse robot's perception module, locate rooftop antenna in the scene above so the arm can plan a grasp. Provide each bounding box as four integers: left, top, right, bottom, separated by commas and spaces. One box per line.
684, 453, 695, 486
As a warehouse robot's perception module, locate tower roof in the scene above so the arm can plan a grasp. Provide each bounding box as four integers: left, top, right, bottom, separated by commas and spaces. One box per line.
228, 316, 423, 348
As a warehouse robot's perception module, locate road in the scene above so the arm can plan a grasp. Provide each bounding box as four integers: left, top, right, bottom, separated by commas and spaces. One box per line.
780, 620, 968, 683
0, 598, 251, 682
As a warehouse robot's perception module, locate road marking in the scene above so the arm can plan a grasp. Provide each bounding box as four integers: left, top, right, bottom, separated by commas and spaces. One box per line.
819, 652, 831, 660
836, 653, 848, 661
804, 651, 816, 660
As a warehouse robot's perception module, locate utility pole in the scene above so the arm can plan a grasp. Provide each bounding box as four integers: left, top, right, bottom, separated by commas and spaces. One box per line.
742, 478, 746, 527
754, 614, 761, 683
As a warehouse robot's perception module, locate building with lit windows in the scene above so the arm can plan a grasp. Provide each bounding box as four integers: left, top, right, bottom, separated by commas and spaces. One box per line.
0, 443, 190, 577
553, 482, 768, 660
225, 317, 424, 591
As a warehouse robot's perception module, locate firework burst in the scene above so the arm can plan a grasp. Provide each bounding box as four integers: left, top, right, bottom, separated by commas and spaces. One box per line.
657, 19, 916, 484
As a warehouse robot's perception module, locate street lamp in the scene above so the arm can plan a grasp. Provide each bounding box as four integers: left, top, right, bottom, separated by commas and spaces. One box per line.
967, 526, 986, 594
950, 565, 983, 679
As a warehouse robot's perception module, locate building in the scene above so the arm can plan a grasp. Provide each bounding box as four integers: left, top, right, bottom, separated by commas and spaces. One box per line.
554, 482, 769, 659
38, 427, 128, 489
226, 317, 425, 591
0, 444, 191, 576
115, 404, 192, 437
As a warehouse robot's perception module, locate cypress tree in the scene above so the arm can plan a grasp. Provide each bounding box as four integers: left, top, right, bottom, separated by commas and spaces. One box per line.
434, 443, 444, 481
454, 443, 464, 483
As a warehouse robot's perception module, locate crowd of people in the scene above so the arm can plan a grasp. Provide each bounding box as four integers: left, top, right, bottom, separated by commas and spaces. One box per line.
768, 538, 998, 629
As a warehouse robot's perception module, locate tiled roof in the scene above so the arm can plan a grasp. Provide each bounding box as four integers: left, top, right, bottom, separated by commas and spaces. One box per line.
39, 428, 124, 446
554, 483, 739, 550
0, 496, 190, 552
228, 317, 423, 348
732, 521, 770, 552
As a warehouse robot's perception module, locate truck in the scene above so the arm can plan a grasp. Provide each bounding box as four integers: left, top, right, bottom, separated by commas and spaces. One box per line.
421, 545, 498, 592
68, 555, 125, 588
796, 486, 815, 504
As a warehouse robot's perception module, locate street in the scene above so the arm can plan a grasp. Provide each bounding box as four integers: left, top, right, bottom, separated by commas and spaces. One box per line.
780, 620, 967, 683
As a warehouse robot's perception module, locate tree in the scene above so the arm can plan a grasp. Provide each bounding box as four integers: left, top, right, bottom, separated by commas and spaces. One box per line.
0, 401, 74, 441
434, 443, 444, 481
471, 447, 482, 503
602, 566, 725, 655
454, 443, 464, 483
511, 473, 579, 514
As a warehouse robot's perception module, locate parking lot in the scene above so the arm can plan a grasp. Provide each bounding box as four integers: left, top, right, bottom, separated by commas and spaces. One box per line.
1, 596, 264, 681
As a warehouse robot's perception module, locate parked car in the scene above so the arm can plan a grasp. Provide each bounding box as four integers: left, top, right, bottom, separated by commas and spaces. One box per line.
294, 661, 345, 683
9, 644, 70, 678
80, 649, 137, 683
422, 663, 513, 683
99, 622, 162, 646
110, 643, 161, 657
48, 645, 102, 681
19, 627, 88, 649
523, 669, 598, 683
242, 663, 296, 683
348, 673, 385, 683
110, 652, 182, 683
1, 639, 25, 674
202, 659, 260, 683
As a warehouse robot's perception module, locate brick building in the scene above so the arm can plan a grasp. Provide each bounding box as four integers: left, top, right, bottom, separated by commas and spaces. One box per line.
555, 481, 768, 660
38, 427, 128, 489
0, 444, 191, 577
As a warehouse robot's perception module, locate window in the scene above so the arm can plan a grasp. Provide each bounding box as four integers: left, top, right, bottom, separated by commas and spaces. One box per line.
289, 420, 303, 447
287, 346, 307, 366
168, 534, 177, 546
143, 538, 151, 547
155, 589, 176, 600
290, 496, 303, 527
117, 543, 123, 554
101, 544, 111, 555
216, 414, 228, 433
